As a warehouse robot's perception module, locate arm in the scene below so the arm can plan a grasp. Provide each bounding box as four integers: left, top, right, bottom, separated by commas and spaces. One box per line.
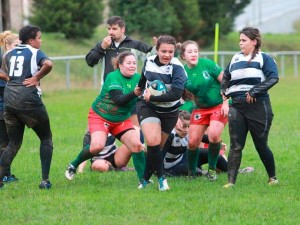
0, 70, 9, 81
220, 66, 231, 98
216, 71, 229, 116
248, 55, 279, 97
109, 89, 138, 106
248, 77, 279, 97
23, 59, 53, 87
149, 88, 184, 102
85, 42, 106, 67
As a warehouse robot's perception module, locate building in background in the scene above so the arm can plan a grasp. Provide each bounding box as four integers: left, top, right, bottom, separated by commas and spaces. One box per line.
235, 0, 300, 33
0, 0, 31, 32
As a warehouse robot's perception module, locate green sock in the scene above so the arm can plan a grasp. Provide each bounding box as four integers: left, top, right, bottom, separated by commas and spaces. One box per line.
70, 144, 93, 168
132, 151, 146, 181
187, 148, 200, 176
208, 142, 221, 170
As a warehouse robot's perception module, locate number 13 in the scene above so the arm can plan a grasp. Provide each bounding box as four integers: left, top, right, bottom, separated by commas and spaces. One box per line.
9, 55, 24, 77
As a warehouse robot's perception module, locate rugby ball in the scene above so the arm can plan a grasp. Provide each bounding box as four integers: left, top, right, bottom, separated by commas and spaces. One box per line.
148, 80, 167, 96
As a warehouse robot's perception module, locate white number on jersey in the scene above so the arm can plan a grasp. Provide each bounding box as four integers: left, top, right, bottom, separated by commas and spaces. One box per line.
9, 56, 25, 77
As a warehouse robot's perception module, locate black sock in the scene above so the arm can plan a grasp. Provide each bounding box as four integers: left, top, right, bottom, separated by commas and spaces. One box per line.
147, 145, 164, 178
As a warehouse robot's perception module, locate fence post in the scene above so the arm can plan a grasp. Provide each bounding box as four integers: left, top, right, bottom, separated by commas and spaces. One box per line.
294, 54, 298, 78
66, 60, 70, 89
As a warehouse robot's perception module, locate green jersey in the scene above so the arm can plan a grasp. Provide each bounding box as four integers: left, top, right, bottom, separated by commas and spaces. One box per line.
92, 69, 140, 122
179, 100, 195, 113
184, 58, 223, 108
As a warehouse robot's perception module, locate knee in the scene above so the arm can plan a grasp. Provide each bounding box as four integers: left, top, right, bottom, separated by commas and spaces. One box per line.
41, 139, 53, 148
188, 138, 199, 150
90, 143, 105, 155
130, 140, 144, 153
208, 134, 222, 143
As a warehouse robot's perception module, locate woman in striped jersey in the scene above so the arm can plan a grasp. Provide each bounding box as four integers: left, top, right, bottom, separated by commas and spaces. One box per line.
221, 27, 279, 188
137, 35, 187, 191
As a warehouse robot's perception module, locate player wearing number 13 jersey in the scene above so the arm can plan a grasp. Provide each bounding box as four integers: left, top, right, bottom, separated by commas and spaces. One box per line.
0, 25, 53, 189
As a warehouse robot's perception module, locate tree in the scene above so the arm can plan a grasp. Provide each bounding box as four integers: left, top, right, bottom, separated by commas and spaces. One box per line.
109, 0, 181, 39
109, 0, 250, 47
195, 0, 251, 46
30, 0, 103, 39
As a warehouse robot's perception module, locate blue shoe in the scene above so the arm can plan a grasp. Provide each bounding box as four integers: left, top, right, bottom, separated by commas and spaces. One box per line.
3, 174, 18, 182
137, 179, 153, 189
158, 177, 170, 191
39, 180, 52, 190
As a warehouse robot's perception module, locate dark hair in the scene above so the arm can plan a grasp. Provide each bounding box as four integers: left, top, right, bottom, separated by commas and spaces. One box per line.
240, 27, 262, 61
107, 16, 125, 28
19, 25, 41, 44
156, 35, 176, 51
112, 51, 135, 70
179, 40, 199, 60
179, 110, 191, 121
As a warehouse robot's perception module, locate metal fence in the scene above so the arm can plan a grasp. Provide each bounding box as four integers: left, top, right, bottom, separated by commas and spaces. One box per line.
49, 51, 299, 90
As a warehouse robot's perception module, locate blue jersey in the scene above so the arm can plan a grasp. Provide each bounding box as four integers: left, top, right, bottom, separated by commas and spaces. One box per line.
2, 44, 50, 109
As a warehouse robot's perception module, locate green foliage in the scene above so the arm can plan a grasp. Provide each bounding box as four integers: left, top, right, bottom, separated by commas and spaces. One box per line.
195, 0, 251, 46
109, 0, 250, 47
293, 19, 300, 33
30, 0, 103, 39
109, 0, 181, 37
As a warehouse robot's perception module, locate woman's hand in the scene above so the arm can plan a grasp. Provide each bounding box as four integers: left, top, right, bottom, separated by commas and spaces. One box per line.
246, 92, 256, 104
23, 76, 39, 87
143, 88, 151, 102
221, 100, 229, 117
134, 86, 141, 96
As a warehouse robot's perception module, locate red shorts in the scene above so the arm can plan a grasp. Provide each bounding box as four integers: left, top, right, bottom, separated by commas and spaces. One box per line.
88, 108, 134, 137
190, 104, 228, 125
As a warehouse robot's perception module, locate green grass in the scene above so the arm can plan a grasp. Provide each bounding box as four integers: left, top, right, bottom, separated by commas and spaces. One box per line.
0, 77, 299, 225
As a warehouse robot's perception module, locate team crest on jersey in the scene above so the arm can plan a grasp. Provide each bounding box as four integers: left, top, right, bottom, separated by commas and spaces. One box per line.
165, 66, 171, 74
194, 113, 201, 120
203, 71, 210, 79
104, 122, 109, 128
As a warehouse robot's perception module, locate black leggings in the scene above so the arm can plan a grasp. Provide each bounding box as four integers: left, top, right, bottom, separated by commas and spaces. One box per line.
0, 107, 53, 181
227, 99, 276, 184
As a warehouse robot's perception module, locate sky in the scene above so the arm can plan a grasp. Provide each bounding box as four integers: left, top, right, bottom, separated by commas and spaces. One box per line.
234, 0, 300, 33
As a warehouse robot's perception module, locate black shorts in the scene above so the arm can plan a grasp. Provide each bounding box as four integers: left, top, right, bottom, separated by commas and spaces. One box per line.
136, 100, 179, 134
91, 153, 117, 168
4, 105, 50, 128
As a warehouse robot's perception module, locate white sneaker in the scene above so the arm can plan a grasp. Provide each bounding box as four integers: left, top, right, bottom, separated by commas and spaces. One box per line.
65, 164, 76, 180
268, 177, 279, 185
158, 177, 170, 191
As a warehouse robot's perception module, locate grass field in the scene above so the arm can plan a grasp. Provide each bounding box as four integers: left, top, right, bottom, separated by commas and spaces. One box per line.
0, 76, 299, 225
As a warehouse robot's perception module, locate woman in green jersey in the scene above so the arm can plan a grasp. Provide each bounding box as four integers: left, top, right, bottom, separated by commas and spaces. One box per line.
180, 40, 229, 181
65, 52, 144, 182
